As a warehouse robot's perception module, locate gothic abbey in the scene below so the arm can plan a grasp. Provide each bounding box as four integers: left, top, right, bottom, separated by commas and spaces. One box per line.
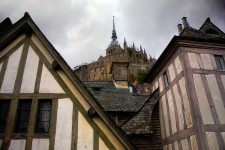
74, 17, 156, 82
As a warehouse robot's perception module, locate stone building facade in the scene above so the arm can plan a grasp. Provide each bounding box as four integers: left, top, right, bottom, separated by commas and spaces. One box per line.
74, 17, 156, 82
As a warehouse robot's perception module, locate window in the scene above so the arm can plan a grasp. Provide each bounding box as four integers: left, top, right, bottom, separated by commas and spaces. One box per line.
215, 55, 225, 70
0, 100, 10, 133
15, 100, 32, 133
163, 71, 169, 87
36, 100, 52, 133
109, 114, 118, 124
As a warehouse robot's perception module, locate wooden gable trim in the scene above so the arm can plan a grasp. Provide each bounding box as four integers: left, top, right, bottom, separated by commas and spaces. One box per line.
28, 25, 134, 149
0, 14, 134, 149
144, 36, 225, 83
29, 39, 117, 150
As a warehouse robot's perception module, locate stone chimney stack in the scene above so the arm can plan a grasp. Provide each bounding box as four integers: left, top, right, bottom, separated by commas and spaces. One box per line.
182, 17, 190, 28
177, 24, 183, 34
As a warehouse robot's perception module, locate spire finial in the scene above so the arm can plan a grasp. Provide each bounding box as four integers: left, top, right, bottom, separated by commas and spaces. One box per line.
113, 16, 115, 31
111, 16, 117, 40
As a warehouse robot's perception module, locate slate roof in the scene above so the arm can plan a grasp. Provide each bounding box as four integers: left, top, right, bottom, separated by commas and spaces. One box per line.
83, 81, 148, 112
122, 89, 159, 134
144, 17, 225, 83
180, 18, 225, 41
0, 18, 13, 37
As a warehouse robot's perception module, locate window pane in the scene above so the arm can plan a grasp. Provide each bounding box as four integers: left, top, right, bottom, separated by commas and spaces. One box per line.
15, 100, 32, 133
36, 100, 52, 133
0, 100, 11, 133
163, 71, 169, 87
215, 55, 225, 70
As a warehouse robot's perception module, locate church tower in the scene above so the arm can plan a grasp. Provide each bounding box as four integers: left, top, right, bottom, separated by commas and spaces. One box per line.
106, 16, 123, 56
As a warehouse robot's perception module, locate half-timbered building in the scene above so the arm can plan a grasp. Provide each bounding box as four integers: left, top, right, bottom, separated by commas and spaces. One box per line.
0, 13, 134, 150
144, 17, 225, 149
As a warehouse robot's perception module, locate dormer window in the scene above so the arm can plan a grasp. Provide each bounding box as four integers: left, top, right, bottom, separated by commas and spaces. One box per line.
91, 87, 102, 91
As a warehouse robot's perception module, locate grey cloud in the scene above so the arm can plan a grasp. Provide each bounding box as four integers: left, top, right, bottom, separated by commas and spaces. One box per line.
0, 0, 225, 68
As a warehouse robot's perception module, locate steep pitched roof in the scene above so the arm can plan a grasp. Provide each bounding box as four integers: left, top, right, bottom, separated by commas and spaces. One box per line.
122, 89, 159, 134
180, 18, 225, 40
83, 81, 148, 112
144, 18, 225, 83
0, 13, 134, 149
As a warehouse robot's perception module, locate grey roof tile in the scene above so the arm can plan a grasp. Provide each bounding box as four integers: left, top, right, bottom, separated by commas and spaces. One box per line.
83, 81, 148, 112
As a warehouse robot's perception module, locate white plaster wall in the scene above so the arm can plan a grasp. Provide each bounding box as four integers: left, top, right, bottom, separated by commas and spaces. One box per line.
200, 54, 213, 70
175, 56, 182, 74
99, 137, 109, 150
168, 64, 175, 82
163, 145, 167, 150
173, 84, 184, 131
188, 53, 200, 69
152, 84, 155, 91
0, 45, 23, 93
193, 74, 214, 124
221, 75, 225, 94
55, 98, 73, 150
32, 139, 49, 150
159, 100, 165, 139
179, 78, 192, 128
154, 80, 159, 89
77, 112, 93, 150
9, 140, 26, 150
174, 141, 179, 150
162, 95, 170, 137
206, 74, 225, 124
168, 144, 172, 150
39, 65, 64, 93
222, 132, 225, 143
159, 77, 164, 92
167, 90, 177, 134
180, 138, 189, 150
20, 46, 39, 93
206, 132, 219, 150
190, 135, 198, 150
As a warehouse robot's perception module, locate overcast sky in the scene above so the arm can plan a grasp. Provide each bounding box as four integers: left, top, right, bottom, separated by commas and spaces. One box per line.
1, 0, 225, 68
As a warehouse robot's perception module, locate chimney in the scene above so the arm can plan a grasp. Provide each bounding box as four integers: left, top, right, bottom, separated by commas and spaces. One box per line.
177, 24, 183, 34
182, 17, 189, 28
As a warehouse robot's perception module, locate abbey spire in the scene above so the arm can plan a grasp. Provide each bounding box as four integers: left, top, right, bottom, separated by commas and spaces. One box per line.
107, 16, 120, 49
112, 16, 117, 40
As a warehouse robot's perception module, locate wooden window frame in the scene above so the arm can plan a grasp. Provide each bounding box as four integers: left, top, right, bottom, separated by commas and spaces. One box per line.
35, 99, 52, 134
15, 100, 32, 133
214, 55, 225, 71
163, 71, 169, 88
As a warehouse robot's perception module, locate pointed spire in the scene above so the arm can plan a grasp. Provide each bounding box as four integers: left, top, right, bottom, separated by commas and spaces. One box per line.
140, 45, 143, 52
111, 16, 117, 40
124, 37, 127, 49
124, 37, 127, 44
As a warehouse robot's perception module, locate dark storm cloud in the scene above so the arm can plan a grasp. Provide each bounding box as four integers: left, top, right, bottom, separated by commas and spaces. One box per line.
0, 0, 225, 67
